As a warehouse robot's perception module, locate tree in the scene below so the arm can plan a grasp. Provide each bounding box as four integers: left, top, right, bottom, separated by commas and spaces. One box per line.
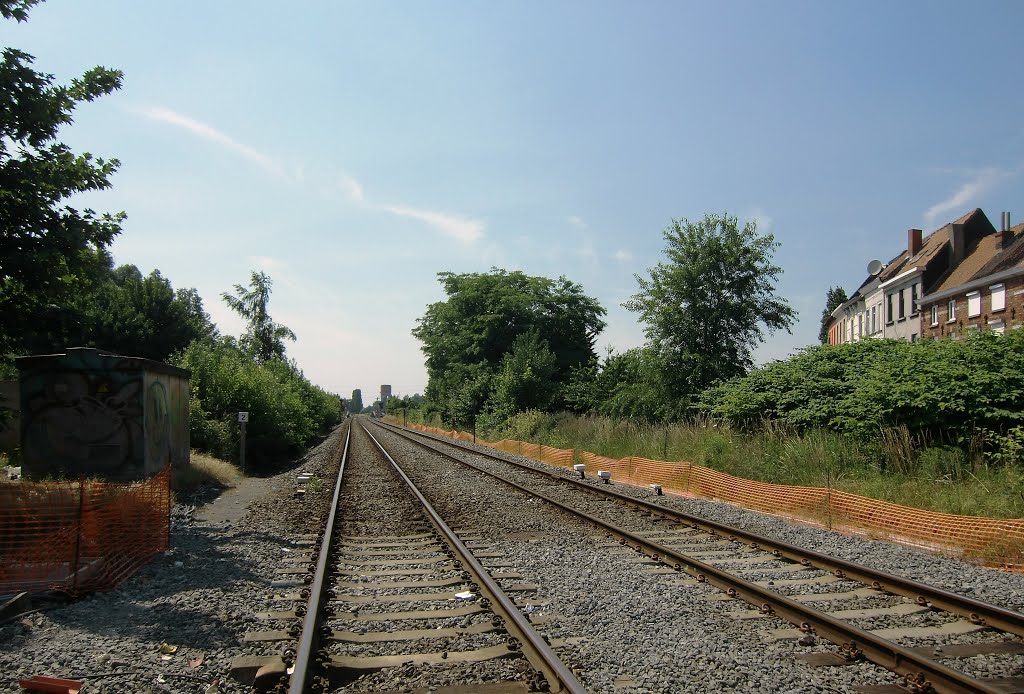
87, 266, 217, 360
624, 213, 796, 403
818, 285, 848, 344
349, 389, 363, 414
0, 1, 125, 358
412, 269, 606, 424
222, 271, 295, 362
489, 331, 558, 419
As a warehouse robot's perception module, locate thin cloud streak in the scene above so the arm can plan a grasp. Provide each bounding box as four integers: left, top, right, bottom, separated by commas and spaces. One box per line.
385, 205, 484, 242
136, 106, 279, 175
924, 168, 1009, 227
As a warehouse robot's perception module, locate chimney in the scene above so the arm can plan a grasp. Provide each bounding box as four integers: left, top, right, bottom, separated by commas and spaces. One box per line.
1001, 211, 1014, 249
950, 223, 966, 264
908, 228, 922, 257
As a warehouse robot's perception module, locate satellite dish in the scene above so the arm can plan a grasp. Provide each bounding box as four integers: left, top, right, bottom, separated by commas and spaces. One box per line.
866, 259, 883, 276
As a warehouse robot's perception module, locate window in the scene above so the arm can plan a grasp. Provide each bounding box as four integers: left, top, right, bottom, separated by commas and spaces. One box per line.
967, 324, 980, 335
947, 299, 957, 322
930, 305, 939, 326
967, 290, 981, 318
989, 319, 1006, 335
898, 288, 906, 319
911, 283, 919, 316
991, 284, 1006, 312
870, 306, 877, 333
886, 294, 894, 324
857, 314, 863, 339
910, 333, 918, 342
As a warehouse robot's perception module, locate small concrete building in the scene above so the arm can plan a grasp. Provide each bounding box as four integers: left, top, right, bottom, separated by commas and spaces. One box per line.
16, 348, 190, 480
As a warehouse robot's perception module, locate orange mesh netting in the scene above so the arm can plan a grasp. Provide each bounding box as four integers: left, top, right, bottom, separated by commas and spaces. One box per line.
0, 467, 171, 596
393, 420, 1024, 571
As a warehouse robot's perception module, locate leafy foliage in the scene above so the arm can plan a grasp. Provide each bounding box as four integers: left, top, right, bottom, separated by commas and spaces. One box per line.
176, 340, 341, 470
698, 332, 1024, 446
819, 285, 848, 344
565, 347, 675, 421
624, 213, 796, 402
0, 3, 125, 356
413, 269, 606, 426
13, 257, 217, 362
222, 271, 296, 363
489, 331, 558, 420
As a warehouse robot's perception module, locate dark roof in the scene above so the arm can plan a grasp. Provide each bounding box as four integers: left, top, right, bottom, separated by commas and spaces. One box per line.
878, 208, 983, 283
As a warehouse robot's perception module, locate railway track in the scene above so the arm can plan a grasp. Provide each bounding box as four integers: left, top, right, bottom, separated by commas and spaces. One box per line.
235, 419, 587, 693
370, 419, 1024, 694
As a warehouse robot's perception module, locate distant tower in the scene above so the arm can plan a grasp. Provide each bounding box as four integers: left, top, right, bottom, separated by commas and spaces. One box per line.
380, 384, 391, 405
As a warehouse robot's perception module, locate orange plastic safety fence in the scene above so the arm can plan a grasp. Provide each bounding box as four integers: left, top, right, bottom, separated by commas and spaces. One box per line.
0, 467, 171, 596
406, 423, 1024, 571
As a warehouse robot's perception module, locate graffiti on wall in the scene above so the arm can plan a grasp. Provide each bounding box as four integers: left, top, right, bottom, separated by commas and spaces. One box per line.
22, 372, 144, 473
18, 349, 189, 479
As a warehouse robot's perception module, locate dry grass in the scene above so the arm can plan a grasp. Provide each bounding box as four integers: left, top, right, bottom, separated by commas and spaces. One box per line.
172, 450, 241, 493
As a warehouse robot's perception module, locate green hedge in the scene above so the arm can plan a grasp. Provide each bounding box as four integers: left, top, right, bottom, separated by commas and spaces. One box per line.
176, 340, 341, 469
697, 331, 1024, 443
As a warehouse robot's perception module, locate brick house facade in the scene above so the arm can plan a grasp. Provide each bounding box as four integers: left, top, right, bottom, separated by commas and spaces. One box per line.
920, 217, 1024, 338
826, 209, 996, 345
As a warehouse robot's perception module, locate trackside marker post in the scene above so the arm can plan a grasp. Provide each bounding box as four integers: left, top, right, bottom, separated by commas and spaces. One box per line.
238, 411, 249, 474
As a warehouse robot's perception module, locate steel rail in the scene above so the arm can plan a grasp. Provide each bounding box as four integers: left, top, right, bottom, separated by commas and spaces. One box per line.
288, 423, 352, 694
382, 421, 1024, 638
376, 421, 1016, 694
359, 421, 589, 694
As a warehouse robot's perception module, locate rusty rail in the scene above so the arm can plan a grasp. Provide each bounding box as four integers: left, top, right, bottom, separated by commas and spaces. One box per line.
377, 420, 1024, 694
288, 424, 352, 694
360, 421, 588, 694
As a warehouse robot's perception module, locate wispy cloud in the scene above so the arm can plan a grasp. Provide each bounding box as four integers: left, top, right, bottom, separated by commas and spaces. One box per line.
248, 256, 281, 271
384, 205, 484, 243
341, 174, 366, 204
924, 167, 1010, 227
611, 249, 633, 262
567, 215, 587, 229
136, 106, 280, 175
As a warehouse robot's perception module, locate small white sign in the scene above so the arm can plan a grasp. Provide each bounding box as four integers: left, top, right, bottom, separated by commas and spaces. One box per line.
238, 411, 249, 423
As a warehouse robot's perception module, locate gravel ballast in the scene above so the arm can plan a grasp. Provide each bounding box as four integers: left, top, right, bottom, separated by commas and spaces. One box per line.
0, 425, 347, 694
3, 416, 1022, 694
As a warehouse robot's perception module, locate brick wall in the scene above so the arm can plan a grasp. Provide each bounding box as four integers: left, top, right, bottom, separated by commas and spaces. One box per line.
922, 275, 1024, 338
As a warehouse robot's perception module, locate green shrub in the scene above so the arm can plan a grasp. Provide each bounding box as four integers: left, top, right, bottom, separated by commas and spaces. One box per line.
174, 340, 341, 471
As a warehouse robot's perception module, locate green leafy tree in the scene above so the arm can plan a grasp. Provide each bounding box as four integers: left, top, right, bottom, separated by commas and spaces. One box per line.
413, 269, 606, 424
624, 213, 796, 403
87, 266, 217, 360
0, 0, 125, 357
349, 389, 363, 414
489, 331, 558, 419
818, 285, 848, 344
221, 271, 295, 362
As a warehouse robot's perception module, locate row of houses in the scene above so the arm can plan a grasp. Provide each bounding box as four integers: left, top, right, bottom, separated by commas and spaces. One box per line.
827, 208, 1023, 345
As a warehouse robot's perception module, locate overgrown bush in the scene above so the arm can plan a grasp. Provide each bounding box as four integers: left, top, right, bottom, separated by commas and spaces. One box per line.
697, 332, 1024, 445
175, 340, 341, 470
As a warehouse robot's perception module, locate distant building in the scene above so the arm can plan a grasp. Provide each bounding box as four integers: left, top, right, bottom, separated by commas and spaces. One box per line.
827, 209, 999, 345
380, 384, 391, 404
920, 213, 1024, 339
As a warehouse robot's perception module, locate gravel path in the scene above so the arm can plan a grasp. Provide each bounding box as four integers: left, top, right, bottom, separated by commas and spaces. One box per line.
0, 424, 348, 694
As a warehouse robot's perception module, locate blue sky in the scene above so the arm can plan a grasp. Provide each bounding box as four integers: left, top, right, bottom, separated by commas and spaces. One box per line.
8, 1, 1024, 400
